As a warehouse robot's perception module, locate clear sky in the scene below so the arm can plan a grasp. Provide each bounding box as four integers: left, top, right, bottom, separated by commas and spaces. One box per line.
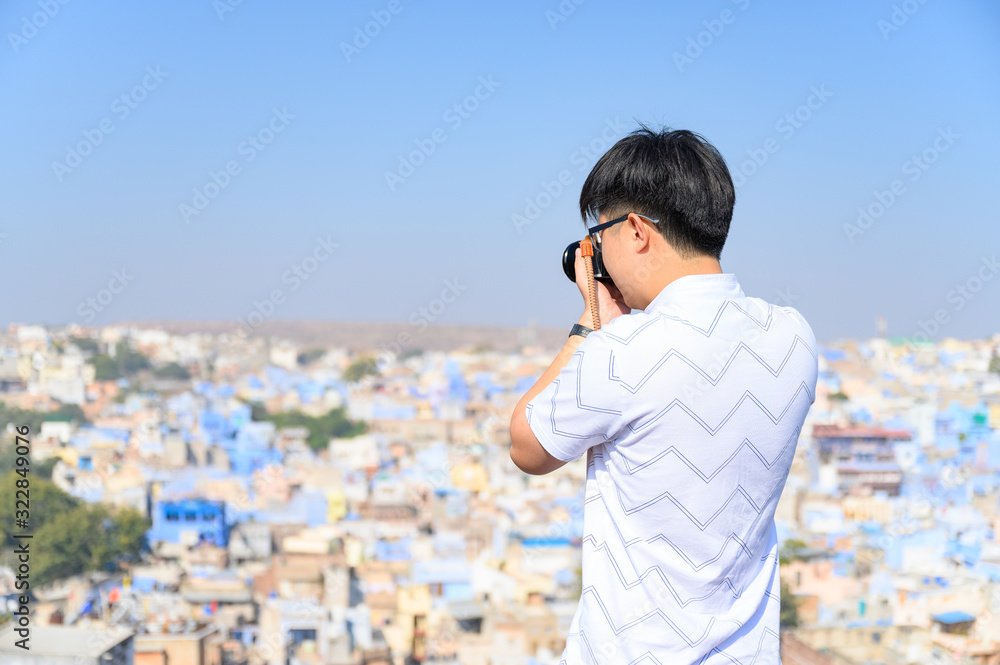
2, 0, 998, 342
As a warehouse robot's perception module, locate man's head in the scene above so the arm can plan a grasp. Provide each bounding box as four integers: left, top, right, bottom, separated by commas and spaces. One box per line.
579, 124, 736, 309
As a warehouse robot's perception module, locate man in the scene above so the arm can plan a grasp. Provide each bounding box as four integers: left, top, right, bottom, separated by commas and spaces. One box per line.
509, 125, 818, 664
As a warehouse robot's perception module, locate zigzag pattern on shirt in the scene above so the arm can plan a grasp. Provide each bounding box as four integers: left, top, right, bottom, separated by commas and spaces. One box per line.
537, 351, 622, 441
560, 600, 781, 665
619, 428, 799, 477
696, 627, 780, 665
620, 334, 817, 395
581, 452, 784, 568
580, 495, 766, 573
627, 382, 815, 436
643, 532, 753, 572
573, 630, 667, 665
571, 585, 744, 649
580, 531, 780, 608
615, 471, 785, 526
587, 521, 779, 575
600, 300, 774, 349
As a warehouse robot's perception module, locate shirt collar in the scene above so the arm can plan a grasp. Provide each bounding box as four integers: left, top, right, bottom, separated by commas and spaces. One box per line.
643, 273, 744, 313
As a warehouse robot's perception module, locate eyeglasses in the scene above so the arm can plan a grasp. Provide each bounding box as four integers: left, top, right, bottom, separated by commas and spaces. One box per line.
587, 213, 660, 247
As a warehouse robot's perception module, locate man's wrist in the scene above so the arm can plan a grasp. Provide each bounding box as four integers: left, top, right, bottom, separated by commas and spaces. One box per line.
569, 323, 593, 339
578, 310, 596, 329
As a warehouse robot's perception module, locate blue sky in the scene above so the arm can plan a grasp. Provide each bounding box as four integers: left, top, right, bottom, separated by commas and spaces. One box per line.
2, 0, 998, 342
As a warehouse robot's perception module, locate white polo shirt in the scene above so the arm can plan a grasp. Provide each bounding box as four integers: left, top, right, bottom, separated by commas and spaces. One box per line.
526, 273, 818, 664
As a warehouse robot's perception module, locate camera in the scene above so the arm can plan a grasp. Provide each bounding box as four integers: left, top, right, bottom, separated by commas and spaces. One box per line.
562, 239, 615, 287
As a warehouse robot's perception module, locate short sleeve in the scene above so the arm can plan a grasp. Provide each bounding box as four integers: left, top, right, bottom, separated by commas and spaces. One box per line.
525, 331, 624, 462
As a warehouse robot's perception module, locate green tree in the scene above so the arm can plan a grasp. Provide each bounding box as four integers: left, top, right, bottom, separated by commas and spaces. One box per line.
0, 473, 80, 544
249, 404, 366, 452
50, 403, 88, 424
990, 352, 1000, 375
0, 402, 45, 439
88, 342, 151, 381
36, 457, 59, 480
780, 577, 801, 628
153, 362, 191, 380
0, 473, 149, 586
69, 336, 100, 353
779, 538, 809, 565
828, 391, 849, 402
343, 356, 379, 383
399, 347, 424, 361
297, 348, 326, 366
0, 404, 85, 476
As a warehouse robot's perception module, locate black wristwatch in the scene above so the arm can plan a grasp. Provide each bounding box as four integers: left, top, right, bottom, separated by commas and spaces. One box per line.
569, 323, 593, 339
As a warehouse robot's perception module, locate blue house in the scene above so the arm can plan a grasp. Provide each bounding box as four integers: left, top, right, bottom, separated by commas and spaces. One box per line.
148, 498, 229, 547
221, 421, 281, 475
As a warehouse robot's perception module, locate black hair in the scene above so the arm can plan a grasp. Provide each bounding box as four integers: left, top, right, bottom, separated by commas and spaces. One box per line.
579, 123, 735, 259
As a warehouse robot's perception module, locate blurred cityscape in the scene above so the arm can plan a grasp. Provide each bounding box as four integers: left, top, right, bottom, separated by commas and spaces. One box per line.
0, 321, 999, 665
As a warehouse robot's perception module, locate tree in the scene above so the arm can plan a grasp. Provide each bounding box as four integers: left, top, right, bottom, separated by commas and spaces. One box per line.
0, 404, 86, 476
990, 351, 1000, 375
828, 391, 849, 402
0, 473, 79, 541
398, 347, 424, 362
50, 403, 88, 424
779, 538, 809, 565
780, 577, 801, 628
343, 356, 379, 383
0, 473, 149, 587
249, 404, 367, 452
297, 348, 326, 366
69, 336, 100, 353
153, 362, 191, 380
0, 402, 46, 439
88, 342, 151, 381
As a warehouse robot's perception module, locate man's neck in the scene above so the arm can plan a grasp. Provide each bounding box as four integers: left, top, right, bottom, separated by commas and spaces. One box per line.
638, 257, 723, 310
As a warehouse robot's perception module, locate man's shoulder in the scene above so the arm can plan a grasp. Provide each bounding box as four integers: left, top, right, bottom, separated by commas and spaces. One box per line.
591, 296, 817, 355
586, 310, 660, 351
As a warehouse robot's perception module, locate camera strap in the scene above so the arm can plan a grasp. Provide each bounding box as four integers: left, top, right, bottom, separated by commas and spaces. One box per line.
580, 236, 600, 331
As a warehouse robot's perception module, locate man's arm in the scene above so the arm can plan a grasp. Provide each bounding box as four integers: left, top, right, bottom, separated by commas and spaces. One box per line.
510, 248, 630, 475
509, 316, 589, 475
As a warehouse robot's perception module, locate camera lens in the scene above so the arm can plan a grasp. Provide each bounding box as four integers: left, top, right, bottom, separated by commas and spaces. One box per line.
562, 241, 581, 282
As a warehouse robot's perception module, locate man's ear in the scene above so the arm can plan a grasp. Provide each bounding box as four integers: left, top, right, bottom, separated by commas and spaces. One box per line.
628, 213, 653, 250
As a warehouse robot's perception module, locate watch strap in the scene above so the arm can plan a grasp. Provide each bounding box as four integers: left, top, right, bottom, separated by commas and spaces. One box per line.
569, 323, 593, 339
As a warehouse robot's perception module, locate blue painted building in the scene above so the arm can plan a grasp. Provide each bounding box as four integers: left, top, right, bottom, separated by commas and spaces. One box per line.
148, 498, 229, 547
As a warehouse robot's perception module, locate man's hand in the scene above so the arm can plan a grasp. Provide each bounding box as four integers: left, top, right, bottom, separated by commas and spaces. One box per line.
574, 247, 630, 328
